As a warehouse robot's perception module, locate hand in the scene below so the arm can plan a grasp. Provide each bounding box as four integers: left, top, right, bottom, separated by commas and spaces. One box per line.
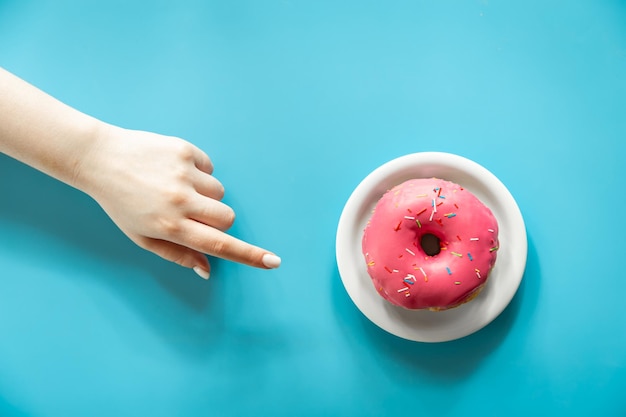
75, 125, 281, 279
0, 68, 279, 278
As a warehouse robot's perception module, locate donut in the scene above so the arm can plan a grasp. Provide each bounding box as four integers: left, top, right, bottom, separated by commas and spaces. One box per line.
361, 178, 499, 311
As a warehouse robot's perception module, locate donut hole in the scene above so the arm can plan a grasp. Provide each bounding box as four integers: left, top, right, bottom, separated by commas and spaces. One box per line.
420, 233, 441, 256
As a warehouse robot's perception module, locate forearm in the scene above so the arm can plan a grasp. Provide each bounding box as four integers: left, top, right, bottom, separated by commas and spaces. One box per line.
0, 67, 103, 190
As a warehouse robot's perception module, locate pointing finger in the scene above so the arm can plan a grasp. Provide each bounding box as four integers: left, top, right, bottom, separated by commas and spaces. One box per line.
177, 220, 281, 269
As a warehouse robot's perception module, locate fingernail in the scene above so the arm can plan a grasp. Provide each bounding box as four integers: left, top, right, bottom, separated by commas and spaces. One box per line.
262, 254, 281, 269
193, 266, 210, 280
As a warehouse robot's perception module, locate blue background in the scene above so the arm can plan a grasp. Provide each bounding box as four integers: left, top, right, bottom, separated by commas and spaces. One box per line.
1, 1, 625, 416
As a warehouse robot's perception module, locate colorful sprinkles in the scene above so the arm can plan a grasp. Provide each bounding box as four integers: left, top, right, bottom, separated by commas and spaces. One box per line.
367, 178, 499, 308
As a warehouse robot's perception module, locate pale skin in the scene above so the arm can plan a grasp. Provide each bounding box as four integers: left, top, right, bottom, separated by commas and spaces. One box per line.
0, 67, 281, 279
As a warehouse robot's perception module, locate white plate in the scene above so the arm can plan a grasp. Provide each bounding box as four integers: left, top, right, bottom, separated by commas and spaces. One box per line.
336, 152, 527, 342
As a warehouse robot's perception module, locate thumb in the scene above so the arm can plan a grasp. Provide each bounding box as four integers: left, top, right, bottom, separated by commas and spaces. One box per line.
134, 236, 211, 280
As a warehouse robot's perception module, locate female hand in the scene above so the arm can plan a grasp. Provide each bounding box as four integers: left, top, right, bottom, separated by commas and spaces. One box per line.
75, 125, 281, 279
1, 68, 277, 279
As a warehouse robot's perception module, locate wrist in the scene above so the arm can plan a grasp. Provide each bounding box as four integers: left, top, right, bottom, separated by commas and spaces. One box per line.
69, 118, 112, 195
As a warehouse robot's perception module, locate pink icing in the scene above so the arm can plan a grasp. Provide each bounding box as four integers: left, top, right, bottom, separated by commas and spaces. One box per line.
362, 178, 499, 310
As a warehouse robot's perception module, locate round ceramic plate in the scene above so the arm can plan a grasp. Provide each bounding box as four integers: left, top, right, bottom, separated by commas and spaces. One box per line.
336, 152, 527, 342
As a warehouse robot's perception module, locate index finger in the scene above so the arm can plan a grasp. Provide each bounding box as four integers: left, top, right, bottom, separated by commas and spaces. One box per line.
177, 219, 281, 269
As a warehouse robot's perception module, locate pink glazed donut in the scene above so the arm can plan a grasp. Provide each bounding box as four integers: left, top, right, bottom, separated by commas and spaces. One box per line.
362, 178, 500, 311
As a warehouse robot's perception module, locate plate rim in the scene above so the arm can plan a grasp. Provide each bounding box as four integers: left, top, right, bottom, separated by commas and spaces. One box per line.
335, 151, 527, 342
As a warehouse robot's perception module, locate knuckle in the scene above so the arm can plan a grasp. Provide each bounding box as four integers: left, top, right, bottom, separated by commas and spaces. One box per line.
166, 188, 189, 207
222, 207, 236, 229
174, 167, 192, 183
158, 217, 183, 237
198, 203, 235, 230
208, 239, 229, 257
170, 251, 188, 267
175, 141, 197, 162
214, 183, 226, 200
